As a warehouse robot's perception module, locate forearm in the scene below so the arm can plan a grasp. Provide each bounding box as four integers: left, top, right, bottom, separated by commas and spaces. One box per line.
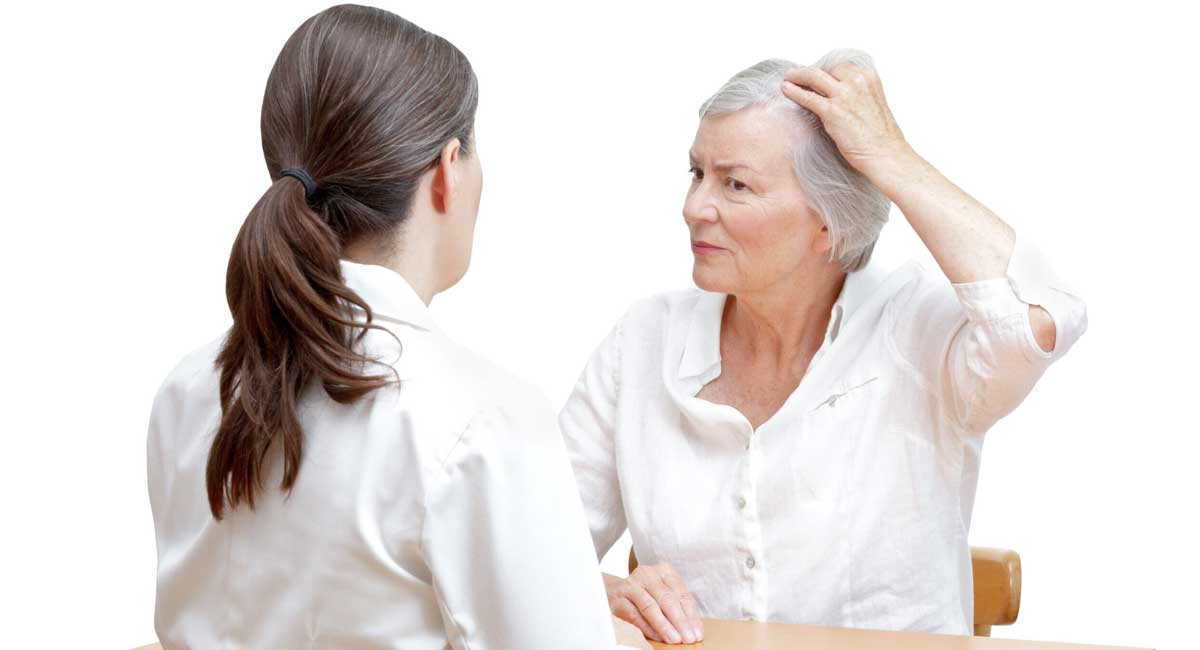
866, 145, 1016, 284
867, 146, 1058, 351
780, 63, 1065, 352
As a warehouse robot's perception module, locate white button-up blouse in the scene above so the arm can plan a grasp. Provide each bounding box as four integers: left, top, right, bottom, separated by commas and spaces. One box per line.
148, 261, 619, 650
559, 234, 1087, 635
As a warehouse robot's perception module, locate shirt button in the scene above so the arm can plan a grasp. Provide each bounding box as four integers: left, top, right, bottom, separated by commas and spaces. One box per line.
736, 496, 747, 510
746, 557, 756, 569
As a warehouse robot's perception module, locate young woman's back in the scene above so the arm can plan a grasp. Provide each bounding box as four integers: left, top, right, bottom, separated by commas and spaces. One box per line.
150, 261, 610, 648
146, 6, 622, 649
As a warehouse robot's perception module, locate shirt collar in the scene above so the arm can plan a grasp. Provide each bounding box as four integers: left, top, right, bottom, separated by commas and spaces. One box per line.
677, 257, 890, 380
826, 257, 890, 343
337, 259, 437, 332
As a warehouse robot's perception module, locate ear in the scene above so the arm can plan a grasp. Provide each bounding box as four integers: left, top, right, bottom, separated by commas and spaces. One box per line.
812, 222, 834, 254
430, 138, 463, 215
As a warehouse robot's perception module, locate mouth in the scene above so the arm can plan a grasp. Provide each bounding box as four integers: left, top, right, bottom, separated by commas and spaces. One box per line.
691, 240, 724, 255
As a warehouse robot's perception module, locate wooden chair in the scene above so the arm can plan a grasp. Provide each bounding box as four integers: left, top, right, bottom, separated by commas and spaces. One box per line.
628, 545, 1021, 637
968, 547, 1023, 636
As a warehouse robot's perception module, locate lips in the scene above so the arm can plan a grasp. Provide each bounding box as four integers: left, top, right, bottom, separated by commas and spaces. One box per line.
691, 240, 724, 253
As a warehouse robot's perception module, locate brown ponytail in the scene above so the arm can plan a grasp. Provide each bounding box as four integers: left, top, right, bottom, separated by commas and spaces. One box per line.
206, 4, 478, 519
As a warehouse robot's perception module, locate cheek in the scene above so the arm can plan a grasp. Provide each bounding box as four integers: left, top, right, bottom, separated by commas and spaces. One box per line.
725, 202, 806, 262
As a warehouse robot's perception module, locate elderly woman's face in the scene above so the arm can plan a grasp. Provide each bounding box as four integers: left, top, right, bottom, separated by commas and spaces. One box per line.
684, 107, 832, 295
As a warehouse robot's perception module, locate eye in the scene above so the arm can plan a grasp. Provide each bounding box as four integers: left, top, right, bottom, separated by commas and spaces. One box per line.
726, 177, 749, 192
688, 166, 704, 182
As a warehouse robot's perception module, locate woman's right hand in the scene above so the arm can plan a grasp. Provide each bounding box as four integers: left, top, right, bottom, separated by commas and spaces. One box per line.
603, 564, 703, 645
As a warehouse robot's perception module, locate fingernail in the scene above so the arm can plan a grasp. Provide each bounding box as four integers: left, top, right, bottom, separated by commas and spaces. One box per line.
668, 629, 682, 644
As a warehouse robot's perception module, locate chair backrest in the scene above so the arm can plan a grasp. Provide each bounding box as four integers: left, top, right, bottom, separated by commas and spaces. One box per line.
969, 546, 1022, 636
628, 545, 1022, 637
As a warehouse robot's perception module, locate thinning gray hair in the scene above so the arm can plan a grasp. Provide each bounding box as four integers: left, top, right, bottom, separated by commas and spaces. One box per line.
699, 49, 891, 272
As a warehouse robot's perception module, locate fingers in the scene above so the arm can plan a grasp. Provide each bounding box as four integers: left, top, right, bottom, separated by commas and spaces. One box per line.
783, 66, 840, 98
613, 615, 654, 650
627, 581, 684, 644
611, 597, 660, 644
782, 64, 882, 116
828, 62, 877, 88
642, 575, 696, 644
608, 564, 701, 645
661, 569, 703, 641
781, 80, 832, 116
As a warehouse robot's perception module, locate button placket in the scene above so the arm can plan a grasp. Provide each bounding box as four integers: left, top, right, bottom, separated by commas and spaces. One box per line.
742, 429, 767, 620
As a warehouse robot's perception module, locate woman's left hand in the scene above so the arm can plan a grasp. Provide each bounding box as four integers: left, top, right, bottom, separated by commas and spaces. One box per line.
781, 64, 913, 178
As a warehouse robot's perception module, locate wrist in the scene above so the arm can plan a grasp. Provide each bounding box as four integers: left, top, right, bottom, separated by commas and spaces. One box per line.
861, 142, 933, 200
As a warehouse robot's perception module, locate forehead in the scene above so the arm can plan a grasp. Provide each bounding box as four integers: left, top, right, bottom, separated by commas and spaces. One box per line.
690, 106, 799, 172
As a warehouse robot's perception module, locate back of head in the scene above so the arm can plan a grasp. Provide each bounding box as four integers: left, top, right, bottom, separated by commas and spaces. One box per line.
699, 49, 890, 272
208, 4, 478, 519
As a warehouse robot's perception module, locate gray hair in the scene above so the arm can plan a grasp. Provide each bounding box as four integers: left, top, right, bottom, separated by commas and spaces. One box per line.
699, 49, 890, 272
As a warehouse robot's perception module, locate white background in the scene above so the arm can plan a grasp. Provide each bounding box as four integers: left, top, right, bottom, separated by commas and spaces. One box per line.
2, 1, 1196, 648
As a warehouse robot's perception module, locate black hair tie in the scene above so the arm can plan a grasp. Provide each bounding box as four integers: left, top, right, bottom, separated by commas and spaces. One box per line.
279, 167, 317, 199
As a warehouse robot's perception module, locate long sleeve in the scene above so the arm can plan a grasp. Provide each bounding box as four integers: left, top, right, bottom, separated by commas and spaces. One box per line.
559, 320, 628, 561
421, 388, 617, 650
891, 231, 1089, 435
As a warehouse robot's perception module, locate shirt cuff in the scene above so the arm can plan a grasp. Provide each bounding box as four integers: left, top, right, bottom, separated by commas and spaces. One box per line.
951, 230, 1086, 359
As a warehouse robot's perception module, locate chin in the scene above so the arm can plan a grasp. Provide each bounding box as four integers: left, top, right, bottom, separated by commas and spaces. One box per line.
692, 263, 732, 294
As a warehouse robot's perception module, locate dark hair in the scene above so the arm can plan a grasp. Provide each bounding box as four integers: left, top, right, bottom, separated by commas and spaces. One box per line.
206, 4, 478, 519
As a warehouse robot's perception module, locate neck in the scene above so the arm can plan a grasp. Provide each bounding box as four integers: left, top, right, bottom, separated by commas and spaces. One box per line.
341, 227, 439, 306
724, 262, 847, 373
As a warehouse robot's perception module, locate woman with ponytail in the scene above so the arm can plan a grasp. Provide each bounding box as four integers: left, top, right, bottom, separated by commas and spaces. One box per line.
147, 5, 642, 649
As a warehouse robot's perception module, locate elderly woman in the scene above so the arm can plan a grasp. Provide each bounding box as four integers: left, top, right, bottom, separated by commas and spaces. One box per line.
559, 50, 1087, 644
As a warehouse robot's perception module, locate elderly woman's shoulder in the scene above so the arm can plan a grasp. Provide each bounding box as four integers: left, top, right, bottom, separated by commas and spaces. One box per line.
833, 258, 957, 324
873, 258, 982, 318
612, 287, 717, 334
892, 258, 971, 297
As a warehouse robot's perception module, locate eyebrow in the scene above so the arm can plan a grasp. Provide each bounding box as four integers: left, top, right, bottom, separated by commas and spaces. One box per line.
689, 151, 758, 174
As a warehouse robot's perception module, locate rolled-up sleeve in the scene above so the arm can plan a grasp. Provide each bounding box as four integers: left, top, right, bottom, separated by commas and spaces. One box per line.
559, 320, 628, 562
894, 231, 1088, 435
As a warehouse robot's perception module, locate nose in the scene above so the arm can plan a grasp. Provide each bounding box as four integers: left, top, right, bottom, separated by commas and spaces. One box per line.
683, 183, 719, 225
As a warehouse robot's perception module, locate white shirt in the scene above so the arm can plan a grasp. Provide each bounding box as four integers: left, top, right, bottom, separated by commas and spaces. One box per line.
559, 234, 1087, 635
148, 260, 619, 650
